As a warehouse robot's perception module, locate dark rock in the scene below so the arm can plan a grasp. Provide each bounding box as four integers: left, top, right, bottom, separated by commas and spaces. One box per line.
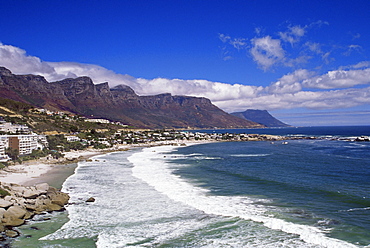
0, 200, 13, 209
45, 203, 63, 212
5, 229, 19, 238
86, 197, 95, 203
23, 210, 34, 220
2, 218, 24, 227
3, 206, 27, 220
47, 187, 70, 206
0, 67, 12, 77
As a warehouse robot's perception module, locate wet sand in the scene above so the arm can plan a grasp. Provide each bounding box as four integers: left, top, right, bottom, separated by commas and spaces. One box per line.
22, 162, 78, 189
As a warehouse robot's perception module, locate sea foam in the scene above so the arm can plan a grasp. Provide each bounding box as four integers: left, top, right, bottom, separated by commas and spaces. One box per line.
41, 145, 360, 247
129, 145, 359, 248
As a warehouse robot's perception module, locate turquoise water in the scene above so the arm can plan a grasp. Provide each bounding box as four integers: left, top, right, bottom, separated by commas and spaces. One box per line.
13, 127, 370, 247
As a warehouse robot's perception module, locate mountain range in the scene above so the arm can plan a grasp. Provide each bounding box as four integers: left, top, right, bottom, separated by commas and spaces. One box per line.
0, 67, 270, 129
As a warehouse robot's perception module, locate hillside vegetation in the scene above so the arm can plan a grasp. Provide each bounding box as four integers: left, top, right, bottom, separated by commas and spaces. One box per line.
0, 97, 127, 135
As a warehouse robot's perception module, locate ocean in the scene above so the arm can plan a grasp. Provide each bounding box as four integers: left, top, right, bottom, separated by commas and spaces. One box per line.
14, 126, 370, 248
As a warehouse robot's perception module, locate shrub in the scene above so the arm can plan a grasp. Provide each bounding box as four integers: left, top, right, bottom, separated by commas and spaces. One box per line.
0, 188, 10, 197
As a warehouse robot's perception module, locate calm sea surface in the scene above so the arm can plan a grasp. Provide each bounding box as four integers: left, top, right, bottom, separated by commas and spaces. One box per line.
14, 126, 370, 247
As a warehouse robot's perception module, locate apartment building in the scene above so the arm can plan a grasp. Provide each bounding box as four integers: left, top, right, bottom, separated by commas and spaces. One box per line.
1, 134, 48, 155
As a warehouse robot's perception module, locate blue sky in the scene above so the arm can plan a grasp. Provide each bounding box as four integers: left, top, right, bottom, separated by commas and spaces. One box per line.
0, 0, 370, 126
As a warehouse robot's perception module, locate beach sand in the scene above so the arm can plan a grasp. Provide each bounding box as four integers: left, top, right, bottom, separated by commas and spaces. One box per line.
0, 150, 105, 188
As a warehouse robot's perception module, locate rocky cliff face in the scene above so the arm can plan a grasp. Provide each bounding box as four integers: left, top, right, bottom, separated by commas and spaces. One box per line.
0, 68, 75, 112
0, 67, 263, 129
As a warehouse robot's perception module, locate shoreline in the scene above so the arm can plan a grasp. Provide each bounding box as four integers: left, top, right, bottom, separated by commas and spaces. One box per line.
0, 150, 106, 188
0, 146, 122, 245
2, 137, 367, 246
0, 140, 211, 245
0, 136, 331, 244
0, 127, 368, 188
0, 140, 212, 188
1, 129, 366, 188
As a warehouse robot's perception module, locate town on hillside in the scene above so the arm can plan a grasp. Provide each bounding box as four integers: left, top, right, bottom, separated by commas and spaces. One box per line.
1, 105, 369, 166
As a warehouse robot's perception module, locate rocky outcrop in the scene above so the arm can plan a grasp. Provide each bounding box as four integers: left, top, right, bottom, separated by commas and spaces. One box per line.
0, 67, 264, 129
0, 182, 69, 238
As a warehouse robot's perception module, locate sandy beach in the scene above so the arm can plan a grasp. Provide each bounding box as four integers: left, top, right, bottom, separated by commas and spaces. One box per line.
0, 149, 106, 187
0, 141, 205, 187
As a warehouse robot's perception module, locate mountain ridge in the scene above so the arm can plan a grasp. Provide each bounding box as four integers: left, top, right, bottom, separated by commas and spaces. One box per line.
0, 67, 263, 129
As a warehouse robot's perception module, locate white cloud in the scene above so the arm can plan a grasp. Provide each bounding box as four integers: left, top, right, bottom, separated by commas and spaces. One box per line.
250, 36, 285, 71
0, 43, 60, 78
302, 68, 370, 89
230, 38, 248, 50
268, 69, 313, 94
340, 61, 370, 70
254, 27, 263, 36
218, 33, 247, 50
304, 42, 323, 54
216, 86, 370, 113
46, 61, 139, 88
351, 61, 370, 69
134, 78, 263, 102
279, 25, 305, 45
221, 21, 333, 71
321, 52, 333, 64
343, 44, 363, 56
307, 20, 329, 28
218, 33, 231, 43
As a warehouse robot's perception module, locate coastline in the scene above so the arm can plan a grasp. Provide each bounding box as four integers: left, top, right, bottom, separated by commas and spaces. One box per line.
0, 127, 368, 188
0, 147, 124, 244
1, 134, 335, 246
0, 140, 212, 189
3, 136, 368, 247
0, 140, 211, 244
0, 150, 105, 188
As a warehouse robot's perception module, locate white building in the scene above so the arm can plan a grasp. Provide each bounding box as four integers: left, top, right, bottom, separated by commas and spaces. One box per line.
0, 136, 10, 162
65, 135, 80, 142
85, 118, 111, 124
1, 134, 48, 155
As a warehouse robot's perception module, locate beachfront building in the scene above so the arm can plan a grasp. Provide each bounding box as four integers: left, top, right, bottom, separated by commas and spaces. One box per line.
0, 134, 48, 155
